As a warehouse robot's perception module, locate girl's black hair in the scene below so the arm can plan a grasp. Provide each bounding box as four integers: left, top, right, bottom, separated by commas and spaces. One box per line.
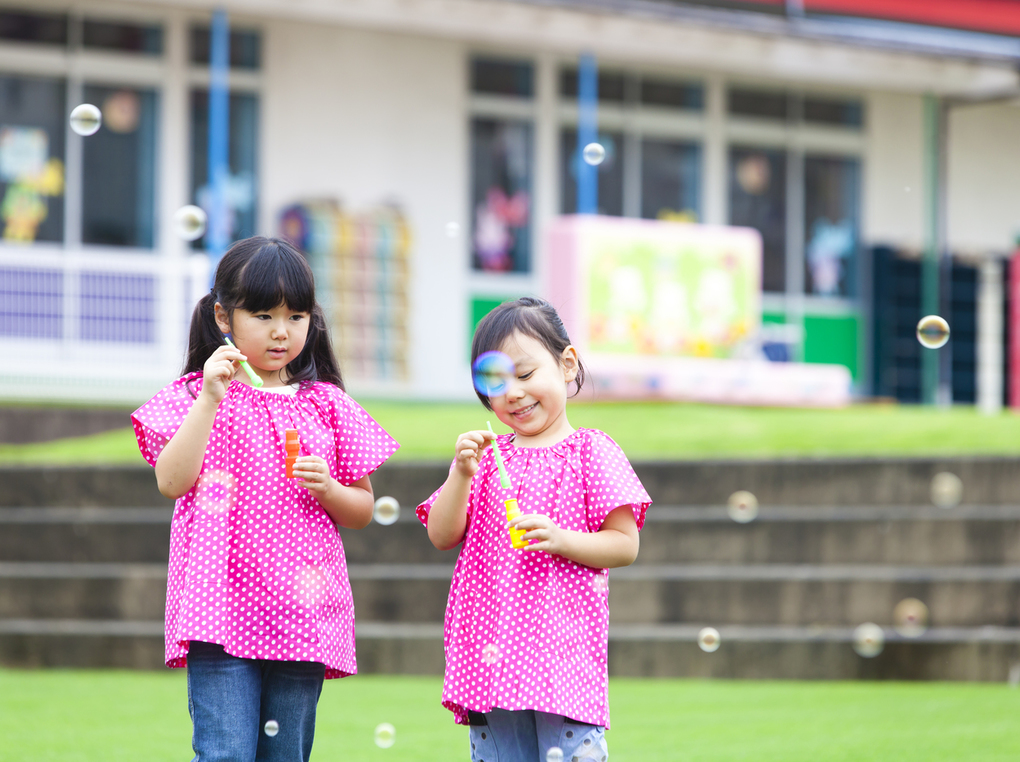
470, 296, 585, 410
183, 236, 344, 391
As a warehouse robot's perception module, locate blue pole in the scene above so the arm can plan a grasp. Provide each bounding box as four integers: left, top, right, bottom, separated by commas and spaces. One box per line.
207, 8, 230, 274
577, 53, 598, 215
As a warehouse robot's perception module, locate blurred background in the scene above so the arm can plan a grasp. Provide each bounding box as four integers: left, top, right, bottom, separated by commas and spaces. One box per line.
5, 2, 1020, 758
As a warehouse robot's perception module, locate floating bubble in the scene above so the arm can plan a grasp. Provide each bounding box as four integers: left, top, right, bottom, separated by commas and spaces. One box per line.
591, 573, 609, 596
295, 565, 328, 608
481, 643, 502, 665
582, 142, 606, 166
374, 722, 396, 749
373, 496, 400, 525
69, 103, 102, 136
697, 626, 721, 653
174, 205, 207, 241
916, 315, 950, 349
264, 720, 279, 737
893, 598, 929, 638
195, 469, 235, 514
727, 490, 759, 523
445, 221, 460, 238
547, 747, 564, 762
853, 622, 885, 658
930, 472, 963, 509
472, 350, 516, 396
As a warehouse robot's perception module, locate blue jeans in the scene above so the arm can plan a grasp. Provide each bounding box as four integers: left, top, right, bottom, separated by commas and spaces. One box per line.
186, 641, 325, 762
468, 709, 608, 762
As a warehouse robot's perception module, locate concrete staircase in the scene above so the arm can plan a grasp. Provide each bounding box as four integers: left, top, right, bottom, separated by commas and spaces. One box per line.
3, 459, 1020, 679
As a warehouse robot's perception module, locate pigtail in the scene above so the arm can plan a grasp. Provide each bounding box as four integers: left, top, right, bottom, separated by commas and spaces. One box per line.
182, 293, 225, 376
286, 304, 344, 390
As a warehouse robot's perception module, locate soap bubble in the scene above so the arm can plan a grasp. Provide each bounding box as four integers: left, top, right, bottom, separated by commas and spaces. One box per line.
547, 747, 564, 762
472, 350, 516, 396
591, 573, 608, 596
295, 565, 328, 608
916, 315, 950, 349
373, 496, 400, 525
481, 643, 502, 665
195, 469, 235, 514
853, 622, 885, 657
893, 598, 929, 638
174, 205, 207, 241
374, 722, 396, 749
930, 472, 962, 509
445, 221, 460, 238
582, 142, 605, 166
697, 626, 721, 653
69, 103, 102, 136
264, 720, 279, 737
727, 490, 759, 523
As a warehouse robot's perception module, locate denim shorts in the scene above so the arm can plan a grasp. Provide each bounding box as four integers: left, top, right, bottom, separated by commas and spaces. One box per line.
468, 708, 608, 762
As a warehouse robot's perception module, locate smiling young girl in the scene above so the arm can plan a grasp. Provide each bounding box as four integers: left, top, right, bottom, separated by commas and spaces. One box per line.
131, 236, 398, 761
418, 296, 651, 762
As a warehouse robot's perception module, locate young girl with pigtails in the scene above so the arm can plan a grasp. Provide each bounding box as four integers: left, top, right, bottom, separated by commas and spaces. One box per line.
418, 296, 651, 762
132, 236, 398, 761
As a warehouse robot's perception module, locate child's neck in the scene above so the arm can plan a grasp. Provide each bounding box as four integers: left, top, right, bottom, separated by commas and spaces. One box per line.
510, 417, 575, 449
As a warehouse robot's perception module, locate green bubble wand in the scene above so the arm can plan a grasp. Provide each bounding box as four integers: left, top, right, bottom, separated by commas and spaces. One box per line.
223, 335, 264, 388
488, 421, 528, 549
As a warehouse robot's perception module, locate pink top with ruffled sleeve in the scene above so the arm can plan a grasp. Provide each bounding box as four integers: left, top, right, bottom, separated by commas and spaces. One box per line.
416, 428, 651, 727
132, 372, 398, 678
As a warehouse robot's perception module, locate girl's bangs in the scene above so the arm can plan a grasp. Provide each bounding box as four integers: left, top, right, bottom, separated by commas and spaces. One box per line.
237, 242, 315, 314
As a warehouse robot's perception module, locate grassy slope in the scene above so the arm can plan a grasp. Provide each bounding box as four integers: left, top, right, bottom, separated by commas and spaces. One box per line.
3, 401, 1020, 465
2, 671, 1018, 761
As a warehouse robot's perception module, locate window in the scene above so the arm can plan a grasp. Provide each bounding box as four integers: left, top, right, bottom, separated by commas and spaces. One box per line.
640, 78, 703, 110
0, 10, 67, 45
82, 85, 158, 247
804, 96, 864, 128
471, 58, 533, 98
560, 128, 625, 216
190, 90, 260, 246
729, 88, 788, 120
0, 74, 66, 244
560, 68, 626, 102
470, 118, 532, 273
641, 139, 700, 220
804, 156, 860, 297
190, 25, 261, 69
83, 19, 162, 55
729, 147, 787, 293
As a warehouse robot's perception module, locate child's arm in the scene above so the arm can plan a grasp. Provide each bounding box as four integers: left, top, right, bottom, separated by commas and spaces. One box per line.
510, 505, 640, 569
426, 430, 494, 551
154, 345, 244, 499
292, 459, 375, 529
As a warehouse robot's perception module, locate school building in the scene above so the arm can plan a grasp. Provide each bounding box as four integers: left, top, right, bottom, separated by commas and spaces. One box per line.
2, 0, 1020, 405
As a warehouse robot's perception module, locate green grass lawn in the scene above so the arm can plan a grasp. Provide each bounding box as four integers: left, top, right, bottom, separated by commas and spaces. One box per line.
3, 400, 1020, 465
2, 671, 1018, 761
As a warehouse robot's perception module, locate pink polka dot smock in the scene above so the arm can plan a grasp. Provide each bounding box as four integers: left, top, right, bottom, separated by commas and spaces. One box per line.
132, 372, 398, 678
416, 428, 650, 728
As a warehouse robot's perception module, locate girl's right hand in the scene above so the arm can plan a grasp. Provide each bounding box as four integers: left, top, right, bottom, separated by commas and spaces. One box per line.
201, 344, 244, 403
453, 430, 495, 478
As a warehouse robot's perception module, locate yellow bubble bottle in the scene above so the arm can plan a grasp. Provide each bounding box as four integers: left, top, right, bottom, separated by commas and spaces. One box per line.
505, 498, 528, 549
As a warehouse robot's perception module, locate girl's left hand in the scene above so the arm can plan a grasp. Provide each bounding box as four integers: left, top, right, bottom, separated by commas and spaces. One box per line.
510, 513, 568, 556
292, 455, 333, 495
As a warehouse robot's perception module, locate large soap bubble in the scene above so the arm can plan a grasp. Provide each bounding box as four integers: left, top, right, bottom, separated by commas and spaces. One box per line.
374, 722, 396, 749
472, 351, 515, 396
697, 626, 721, 653
263, 720, 279, 737
582, 142, 606, 166
893, 598, 929, 638
727, 490, 759, 523
916, 315, 950, 349
853, 622, 885, 657
373, 496, 400, 525
70, 103, 102, 136
174, 205, 208, 241
930, 472, 962, 509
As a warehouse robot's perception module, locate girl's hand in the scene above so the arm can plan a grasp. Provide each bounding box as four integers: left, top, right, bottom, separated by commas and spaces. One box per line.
201, 344, 243, 403
511, 513, 568, 556
453, 430, 495, 478
292, 455, 333, 495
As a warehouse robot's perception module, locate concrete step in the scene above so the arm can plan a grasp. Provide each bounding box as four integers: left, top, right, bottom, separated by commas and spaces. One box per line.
3, 619, 1018, 680
6, 561, 1019, 629
8, 504, 1020, 566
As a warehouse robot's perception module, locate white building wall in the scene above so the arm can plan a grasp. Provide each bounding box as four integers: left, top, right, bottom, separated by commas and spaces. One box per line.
261, 21, 469, 399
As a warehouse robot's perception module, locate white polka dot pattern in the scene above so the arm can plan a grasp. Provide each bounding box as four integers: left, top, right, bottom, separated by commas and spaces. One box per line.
132, 372, 399, 679
416, 428, 651, 728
